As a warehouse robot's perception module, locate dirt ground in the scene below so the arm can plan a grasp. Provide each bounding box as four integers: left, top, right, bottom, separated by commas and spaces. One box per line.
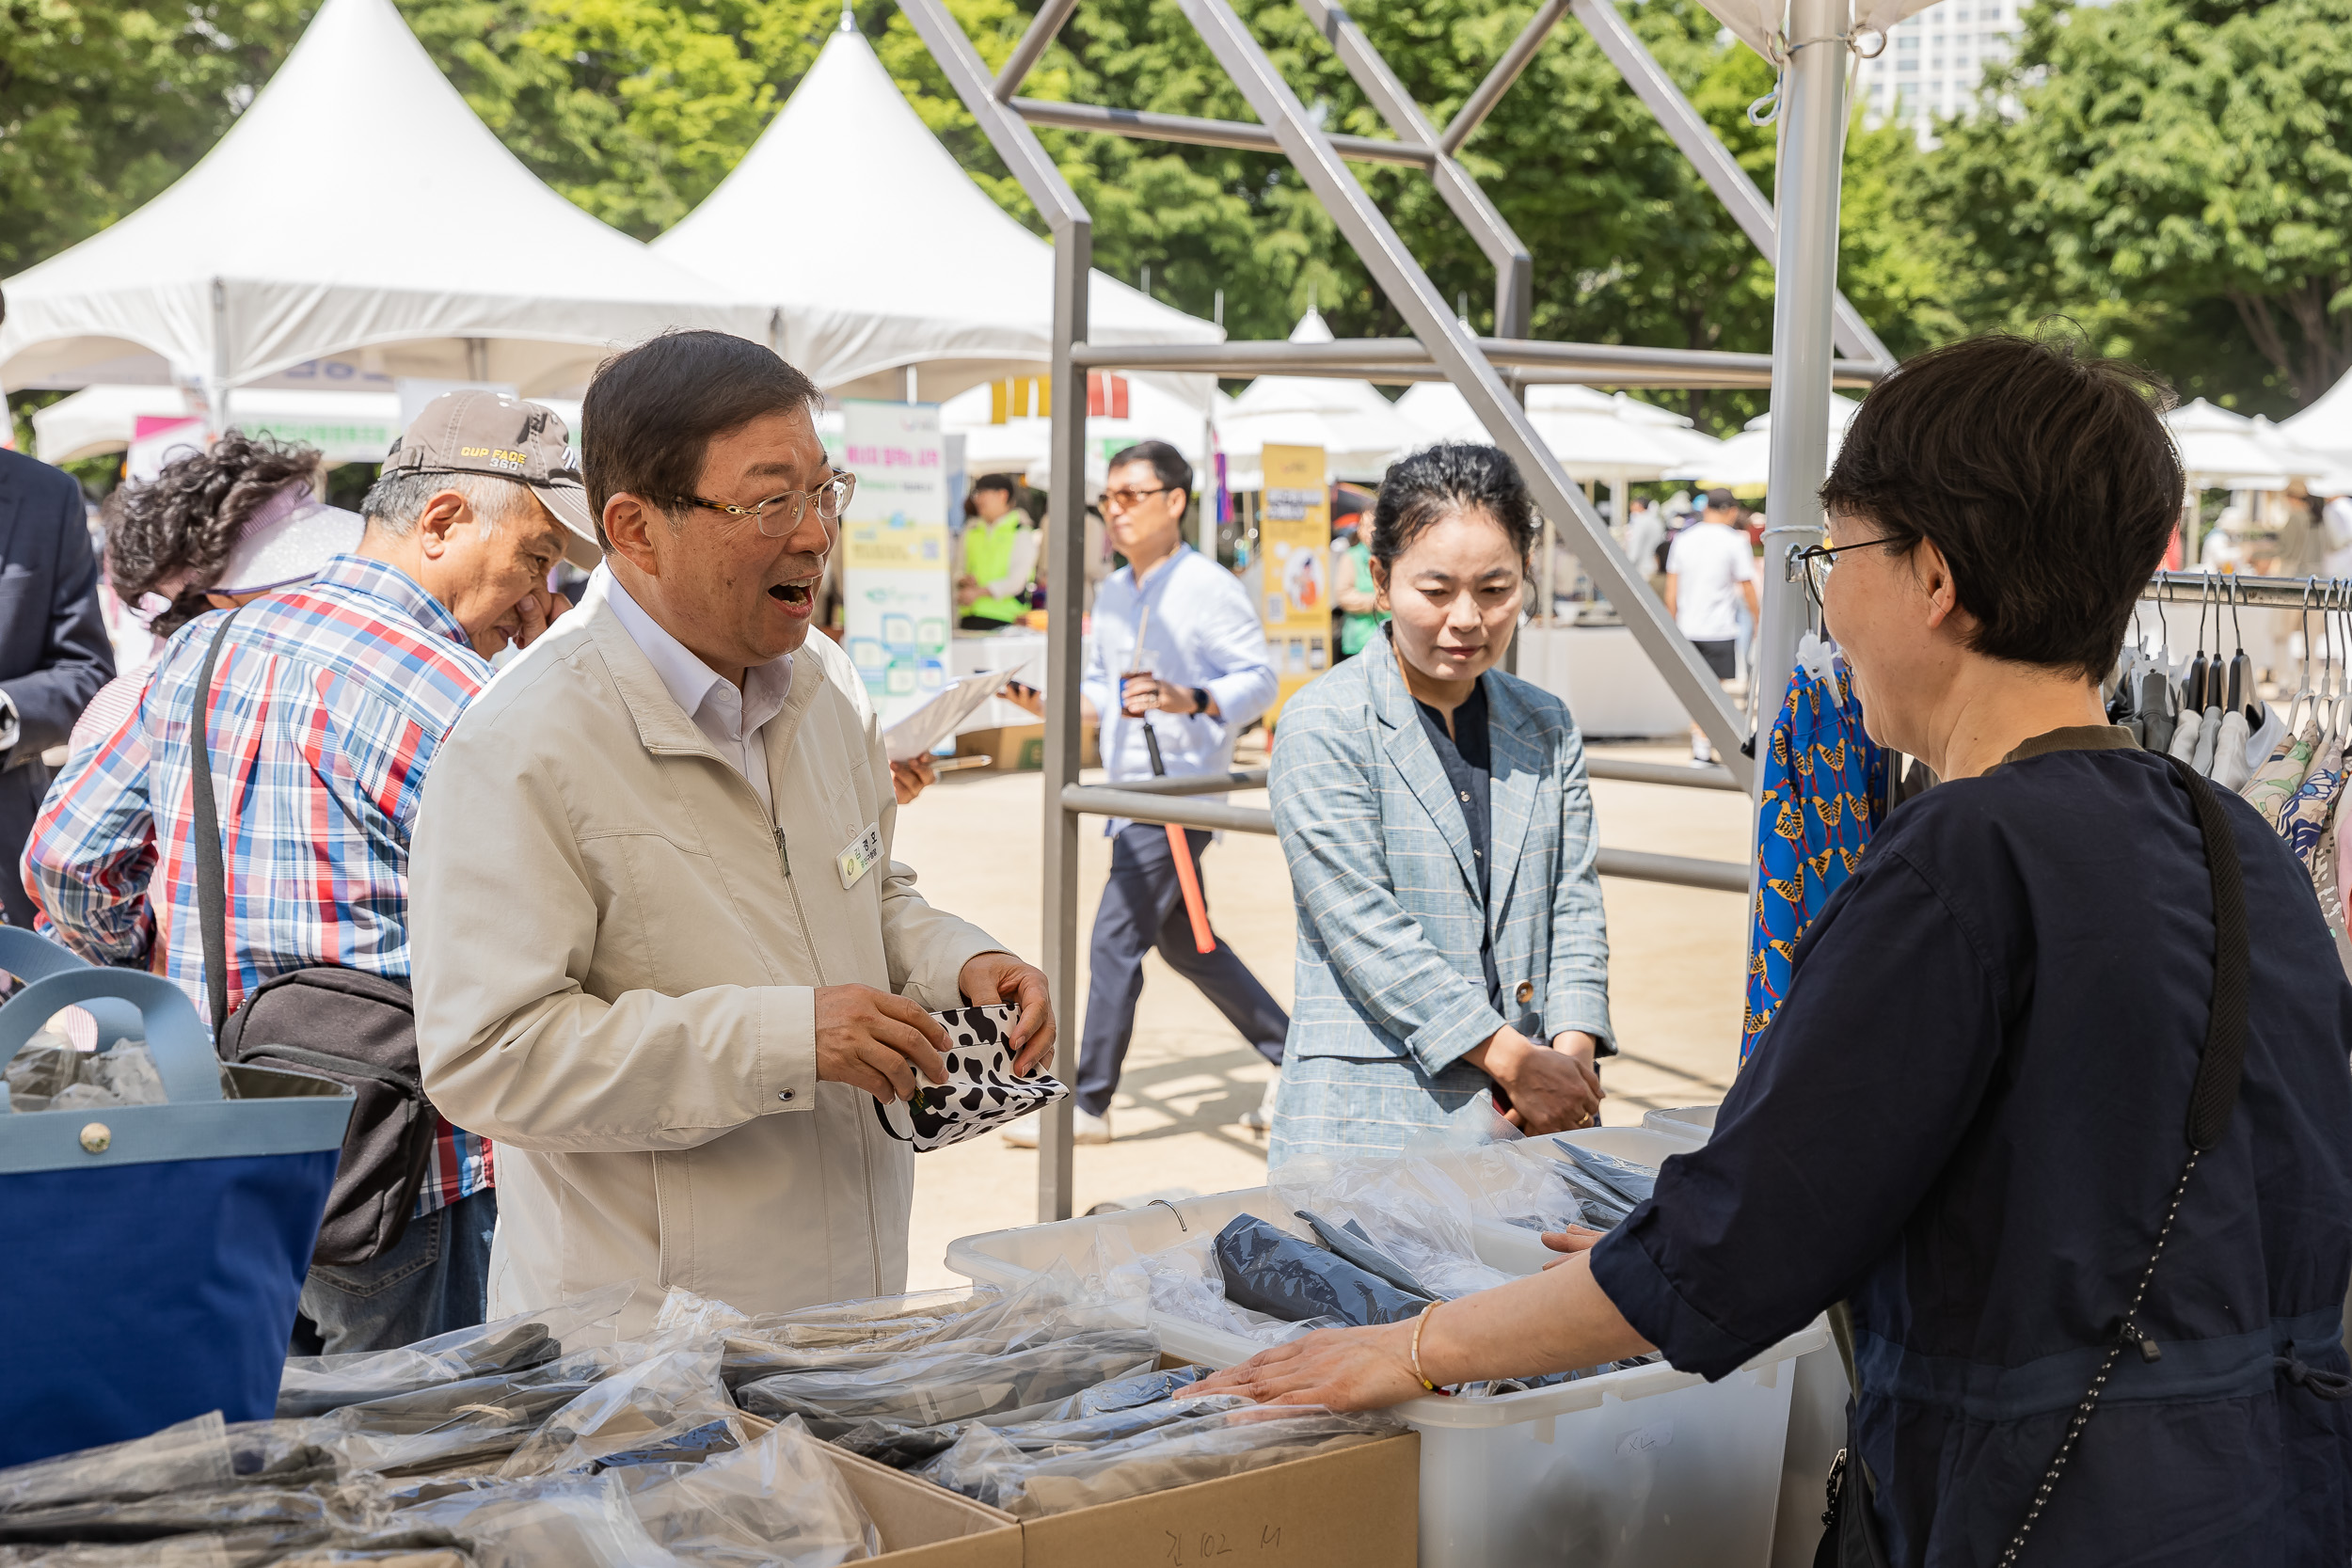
888, 735, 1752, 1289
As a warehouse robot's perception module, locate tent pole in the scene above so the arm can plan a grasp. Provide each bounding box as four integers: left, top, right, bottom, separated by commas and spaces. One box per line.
209, 277, 232, 438
895, 0, 1095, 1223
1755, 0, 1853, 777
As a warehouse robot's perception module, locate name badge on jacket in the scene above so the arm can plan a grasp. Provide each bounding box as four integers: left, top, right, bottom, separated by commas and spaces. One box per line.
836, 823, 882, 890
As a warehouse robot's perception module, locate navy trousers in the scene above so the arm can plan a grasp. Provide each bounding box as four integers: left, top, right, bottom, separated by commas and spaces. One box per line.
1078, 824, 1288, 1117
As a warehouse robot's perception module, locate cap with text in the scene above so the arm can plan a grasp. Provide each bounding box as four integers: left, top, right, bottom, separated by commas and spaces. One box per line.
381, 390, 600, 568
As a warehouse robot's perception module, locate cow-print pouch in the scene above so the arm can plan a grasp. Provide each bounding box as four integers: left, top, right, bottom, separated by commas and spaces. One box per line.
873, 1004, 1069, 1152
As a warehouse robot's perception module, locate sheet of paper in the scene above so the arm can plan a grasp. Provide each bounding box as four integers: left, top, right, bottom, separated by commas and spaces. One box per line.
882, 669, 1022, 762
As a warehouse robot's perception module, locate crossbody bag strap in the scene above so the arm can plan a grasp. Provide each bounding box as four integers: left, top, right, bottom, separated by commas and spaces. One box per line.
189, 610, 245, 1037
1994, 752, 2250, 1565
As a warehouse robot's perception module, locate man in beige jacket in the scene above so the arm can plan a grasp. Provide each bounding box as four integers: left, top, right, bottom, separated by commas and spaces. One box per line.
410, 331, 1053, 1333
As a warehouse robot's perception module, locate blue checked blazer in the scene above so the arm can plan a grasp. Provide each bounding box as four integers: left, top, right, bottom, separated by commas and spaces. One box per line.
1269, 644, 1613, 1078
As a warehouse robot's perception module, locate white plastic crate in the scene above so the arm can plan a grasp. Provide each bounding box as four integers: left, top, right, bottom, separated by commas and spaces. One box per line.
1641, 1104, 1721, 1144
945, 1131, 1822, 1568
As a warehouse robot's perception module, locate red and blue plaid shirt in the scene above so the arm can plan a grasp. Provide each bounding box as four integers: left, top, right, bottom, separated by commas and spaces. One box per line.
25, 556, 495, 1214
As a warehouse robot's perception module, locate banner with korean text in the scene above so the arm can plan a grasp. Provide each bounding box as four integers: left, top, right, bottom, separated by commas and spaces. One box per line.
1256, 442, 1330, 725
837, 400, 950, 727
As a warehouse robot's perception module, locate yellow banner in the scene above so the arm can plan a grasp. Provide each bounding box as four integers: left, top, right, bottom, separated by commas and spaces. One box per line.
1257, 442, 1331, 724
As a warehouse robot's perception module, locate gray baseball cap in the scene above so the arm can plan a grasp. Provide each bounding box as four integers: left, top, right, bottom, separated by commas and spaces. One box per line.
381, 390, 600, 568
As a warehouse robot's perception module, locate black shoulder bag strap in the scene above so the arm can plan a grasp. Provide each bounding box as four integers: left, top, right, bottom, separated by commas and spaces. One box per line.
190, 610, 245, 1037
1819, 752, 2250, 1568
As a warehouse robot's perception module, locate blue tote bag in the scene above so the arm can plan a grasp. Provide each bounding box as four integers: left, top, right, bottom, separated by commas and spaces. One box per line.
0, 930, 355, 1467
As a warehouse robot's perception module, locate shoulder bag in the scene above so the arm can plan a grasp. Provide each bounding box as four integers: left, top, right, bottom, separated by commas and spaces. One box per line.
1816, 752, 2251, 1566
190, 609, 441, 1266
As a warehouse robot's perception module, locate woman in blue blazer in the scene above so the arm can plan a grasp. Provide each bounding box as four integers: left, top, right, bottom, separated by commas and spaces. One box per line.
1267, 444, 1613, 1164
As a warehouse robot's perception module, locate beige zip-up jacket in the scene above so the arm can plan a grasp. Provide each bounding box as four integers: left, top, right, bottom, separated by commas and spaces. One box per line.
409, 595, 1003, 1336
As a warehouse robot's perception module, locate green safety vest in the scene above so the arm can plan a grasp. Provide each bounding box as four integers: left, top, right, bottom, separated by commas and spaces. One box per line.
963, 515, 1031, 624
1338, 542, 1390, 657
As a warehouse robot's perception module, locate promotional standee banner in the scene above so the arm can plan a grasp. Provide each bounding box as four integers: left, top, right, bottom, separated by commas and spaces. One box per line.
835, 400, 950, 727
1256, 441, 1330, 725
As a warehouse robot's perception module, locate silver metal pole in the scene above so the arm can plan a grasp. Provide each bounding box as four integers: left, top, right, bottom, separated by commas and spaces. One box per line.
1570, 0, 1888, 369
1438, 0, 1569, 157
893, 0, 1092, 1222
209, 277, 232, 436
1011, 98, 1437, 166
1755, 0, 1851, 788
992, 0, 1082, 99
1172, 0, 1752, 784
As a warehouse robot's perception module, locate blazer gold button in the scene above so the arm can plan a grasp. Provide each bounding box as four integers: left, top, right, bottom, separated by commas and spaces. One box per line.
79, 1123, 112, 1155
1515, 981, 1534, 1005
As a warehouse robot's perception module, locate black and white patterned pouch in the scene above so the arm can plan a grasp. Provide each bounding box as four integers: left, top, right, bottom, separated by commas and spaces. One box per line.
872, 1004, 1069, 1152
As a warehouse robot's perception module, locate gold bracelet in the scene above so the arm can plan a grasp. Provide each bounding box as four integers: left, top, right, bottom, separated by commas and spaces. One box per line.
1409, 1301, 1440, 1392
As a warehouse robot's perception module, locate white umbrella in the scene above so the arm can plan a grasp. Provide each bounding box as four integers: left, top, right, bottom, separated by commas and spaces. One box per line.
1216, 310, 1423, 487
1684, 394, 1864, 488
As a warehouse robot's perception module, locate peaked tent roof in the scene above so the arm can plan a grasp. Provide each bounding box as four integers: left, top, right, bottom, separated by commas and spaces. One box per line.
655, 25, 1218, 403
1395, 381, 1720, 481
2281, 369, 2352, 479
1216, 309, 1422, 486
0, 0, 765, 399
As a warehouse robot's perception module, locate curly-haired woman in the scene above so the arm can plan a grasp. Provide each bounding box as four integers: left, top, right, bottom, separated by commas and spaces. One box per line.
69, 434, 360, 755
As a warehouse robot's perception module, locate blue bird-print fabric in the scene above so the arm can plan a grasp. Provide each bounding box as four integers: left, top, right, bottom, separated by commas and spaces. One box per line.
1742, 657, 1886, 1064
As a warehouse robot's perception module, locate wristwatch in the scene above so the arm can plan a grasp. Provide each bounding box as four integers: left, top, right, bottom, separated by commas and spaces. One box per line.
1191, 687, 1212, 718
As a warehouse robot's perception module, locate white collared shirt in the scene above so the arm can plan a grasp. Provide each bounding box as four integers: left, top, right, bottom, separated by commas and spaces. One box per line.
597, 564, 792, 816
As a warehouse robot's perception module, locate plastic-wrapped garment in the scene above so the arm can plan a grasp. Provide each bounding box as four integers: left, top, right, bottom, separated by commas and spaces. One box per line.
1212, 1215, 1427, 1328
5, 1043, 167, 1115
0, 1487, 335, 1546
1295, 1213, 1433, 1299
1082, 1229, 1342, 1351
1554, 1143, 1656, 1207
1269, 1147, 1581, 1301
916, 1406, 1402, 1518
279, 1286, 630, 1418
0, 1413, 236, 1511
1547, 1163, 1634, 1228
719, 1276, 1109, 1388
833, 1365, 1212, 1467
307, 1351, 625, 1476
853, 1390, 1255, 1470
0, 1532, 467, 1567
723, 1287, 983, 1350
498, 1342, 737, 1479
391, 1419, 875, 1568
735, 1329, 1158, 1438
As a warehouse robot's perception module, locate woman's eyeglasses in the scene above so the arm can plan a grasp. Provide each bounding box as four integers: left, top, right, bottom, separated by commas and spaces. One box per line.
1792, 536, 1905, 606
672, 471, 857, 537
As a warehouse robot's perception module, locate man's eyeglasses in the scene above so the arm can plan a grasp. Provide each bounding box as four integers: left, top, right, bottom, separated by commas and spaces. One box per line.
1102, 485, 1170, 513
1792, 536, 1905, 606
672, 472, 857, 537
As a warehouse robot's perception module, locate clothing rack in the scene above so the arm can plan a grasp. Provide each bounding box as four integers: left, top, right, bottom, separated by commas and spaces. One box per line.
2141, 572, 2351, 610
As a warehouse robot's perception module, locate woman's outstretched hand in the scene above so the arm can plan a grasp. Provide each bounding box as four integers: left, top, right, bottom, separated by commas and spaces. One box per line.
1539, 1226, 1607, 1269
1194, 1323, 1428, 1411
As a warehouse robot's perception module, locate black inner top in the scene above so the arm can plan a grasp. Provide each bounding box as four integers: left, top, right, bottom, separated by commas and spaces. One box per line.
1412, 677, 1502, 1012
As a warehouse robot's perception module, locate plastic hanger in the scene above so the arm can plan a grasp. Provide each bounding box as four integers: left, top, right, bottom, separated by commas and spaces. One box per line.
2284, 579, 2320, 737
2226, 577, 2259, 727
2184, 575, 2212, 715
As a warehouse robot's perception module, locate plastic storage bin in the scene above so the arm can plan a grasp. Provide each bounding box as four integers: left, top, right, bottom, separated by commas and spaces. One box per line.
1641, 1104, 1720, 1144
945, 1131, 1822, 1568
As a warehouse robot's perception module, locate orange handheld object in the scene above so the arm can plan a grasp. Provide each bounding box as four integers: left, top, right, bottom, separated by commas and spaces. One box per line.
1166, 823, 1216, 955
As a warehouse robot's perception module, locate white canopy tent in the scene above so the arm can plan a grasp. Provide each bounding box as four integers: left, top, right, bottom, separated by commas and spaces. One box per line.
1216, 309, 1423, 489
2163, 398, 2320, 491
1395, 381, 1721, 480
1682, 393, 1862, 488
2280, 372, 2352, 493
32, 385, 580, 467
0, 0, 764, 411
938, 377, 1232, 493
655, 24, 1219, 404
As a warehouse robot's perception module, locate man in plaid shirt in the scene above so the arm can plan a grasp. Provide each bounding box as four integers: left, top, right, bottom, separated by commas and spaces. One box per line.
26, 392, 597, 1353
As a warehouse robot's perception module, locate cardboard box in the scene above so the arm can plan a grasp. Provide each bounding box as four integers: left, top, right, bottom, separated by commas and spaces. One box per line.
825, 1445, 1023, 1568
953, 723, 1099, 772
1020, 1431, 1419, 1568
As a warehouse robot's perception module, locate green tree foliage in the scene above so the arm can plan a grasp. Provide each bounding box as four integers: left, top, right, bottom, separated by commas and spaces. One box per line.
0, 0, 311, 275
1915, 0, 2352, 412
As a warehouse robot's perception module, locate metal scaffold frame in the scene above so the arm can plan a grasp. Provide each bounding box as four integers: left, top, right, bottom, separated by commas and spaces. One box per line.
893, 0, 1885, 1220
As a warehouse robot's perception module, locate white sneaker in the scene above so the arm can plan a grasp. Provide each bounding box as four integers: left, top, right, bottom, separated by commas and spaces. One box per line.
1238, 1076, 1279, 1134
999, 1109, 1112, 1148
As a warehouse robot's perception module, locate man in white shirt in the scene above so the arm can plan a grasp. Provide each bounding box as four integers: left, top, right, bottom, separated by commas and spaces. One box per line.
1665, 487, 1758, 766
409, 331, 1053, 1332
1002, 441, 1282, 1144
